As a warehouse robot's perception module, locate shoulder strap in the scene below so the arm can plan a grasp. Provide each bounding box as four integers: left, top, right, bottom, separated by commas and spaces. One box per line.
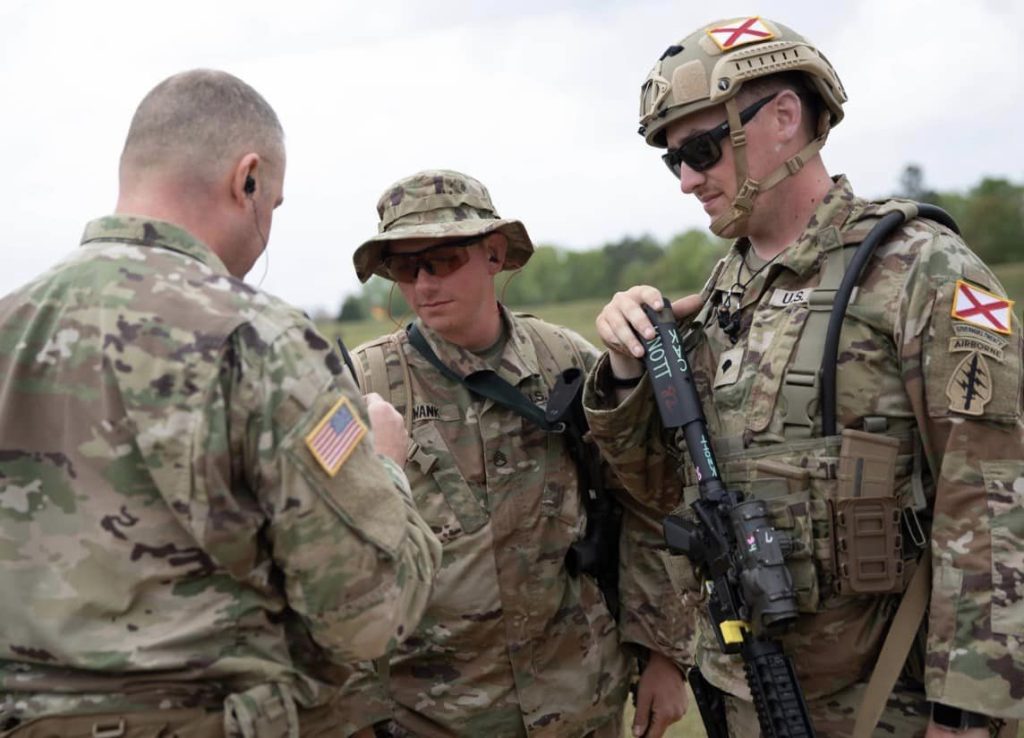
851, 550, 931, 738
517, 314, 586, 385
406, 323, 558, 431
780, 200, 960, 440
357, 333, 413, 431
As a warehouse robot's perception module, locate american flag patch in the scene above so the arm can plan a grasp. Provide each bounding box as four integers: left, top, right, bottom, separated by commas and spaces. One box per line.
304, 397, 367, 477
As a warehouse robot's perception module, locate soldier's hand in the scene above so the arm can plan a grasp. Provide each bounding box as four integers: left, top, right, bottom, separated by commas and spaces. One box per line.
632, 651, 688, 737
925, 724, 989, 738
365, 392, 409, 466
596, 287, 703, 378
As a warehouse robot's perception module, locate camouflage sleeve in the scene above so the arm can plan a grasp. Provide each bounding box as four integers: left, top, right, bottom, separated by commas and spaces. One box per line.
331, 661, 394, 735
616, 495, 698, 668
896, 226, 1024, 718
210, 320, 440, 665
572, 337, 696, 667
583, 352, 686, 514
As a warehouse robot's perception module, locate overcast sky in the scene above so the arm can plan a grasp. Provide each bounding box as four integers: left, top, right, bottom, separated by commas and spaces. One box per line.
2, 0, 1022, 315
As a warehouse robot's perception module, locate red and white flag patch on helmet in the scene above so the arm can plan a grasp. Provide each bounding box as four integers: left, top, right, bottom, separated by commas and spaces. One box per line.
706, 17, 775, 51
950, 279, 1014, 336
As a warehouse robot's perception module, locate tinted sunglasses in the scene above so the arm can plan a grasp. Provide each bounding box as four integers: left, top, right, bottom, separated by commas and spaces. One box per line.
661, 93, 778, 176
381, 236, 481, 283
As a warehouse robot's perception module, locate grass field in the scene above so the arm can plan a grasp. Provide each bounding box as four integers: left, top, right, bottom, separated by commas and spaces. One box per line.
321, 263, 1024, 737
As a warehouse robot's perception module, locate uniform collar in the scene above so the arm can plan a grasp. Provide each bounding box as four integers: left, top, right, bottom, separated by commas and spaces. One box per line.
80, 215, 231, 276
413, 304, 539, 387
716, 175, 858, 308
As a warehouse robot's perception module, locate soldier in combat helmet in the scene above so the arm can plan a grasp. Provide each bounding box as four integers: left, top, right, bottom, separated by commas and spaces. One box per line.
0, 70, 440, 737
584, 16, 1023, 738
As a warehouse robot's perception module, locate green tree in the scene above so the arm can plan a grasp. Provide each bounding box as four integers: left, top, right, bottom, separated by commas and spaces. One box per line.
629, 229, 725, 294
337, 294, 366, 322
897, 163, 942, 205
955, 178, 1024, 265
500, 245, 568, 306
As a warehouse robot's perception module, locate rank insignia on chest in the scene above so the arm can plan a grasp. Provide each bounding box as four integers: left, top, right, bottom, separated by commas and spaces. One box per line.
305, 396, 367, 477
950, 279, 1014, 336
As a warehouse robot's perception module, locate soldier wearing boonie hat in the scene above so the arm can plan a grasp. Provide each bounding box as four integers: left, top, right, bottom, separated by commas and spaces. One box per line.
585, 15, 1023, 738
337, 170, 692, 738
352, 169, 533, 284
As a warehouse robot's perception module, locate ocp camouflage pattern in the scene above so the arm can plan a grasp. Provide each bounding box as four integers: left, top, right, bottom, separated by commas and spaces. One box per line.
336, 307, 693, 737
584, 176, 1024, 726
0, 216, 440, 722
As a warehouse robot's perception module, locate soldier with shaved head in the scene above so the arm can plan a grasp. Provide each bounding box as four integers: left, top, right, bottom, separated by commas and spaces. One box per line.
0, 70, 440, 737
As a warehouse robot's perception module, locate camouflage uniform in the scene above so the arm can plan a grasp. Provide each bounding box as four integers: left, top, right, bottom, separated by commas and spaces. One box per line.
334, 307, 692, 737
584, 177, 1024, 735
0, 217, 440, 733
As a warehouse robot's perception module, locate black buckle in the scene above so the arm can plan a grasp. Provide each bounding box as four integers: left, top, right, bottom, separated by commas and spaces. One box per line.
930, 702, 989, 731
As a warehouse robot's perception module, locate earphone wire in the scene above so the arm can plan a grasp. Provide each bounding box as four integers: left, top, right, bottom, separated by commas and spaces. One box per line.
249, 197, 270, 288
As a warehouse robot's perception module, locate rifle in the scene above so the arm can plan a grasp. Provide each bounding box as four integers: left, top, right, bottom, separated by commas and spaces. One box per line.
336, 336, 359, 387
546, 368, 622, 620
638, 299, 815, 738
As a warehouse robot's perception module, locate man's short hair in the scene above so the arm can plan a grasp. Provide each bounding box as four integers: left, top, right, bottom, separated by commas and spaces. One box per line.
120, 69, 283, 183
739, 71, 823, 140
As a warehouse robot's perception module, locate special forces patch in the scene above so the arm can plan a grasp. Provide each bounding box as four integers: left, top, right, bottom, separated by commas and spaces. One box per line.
945, 351, 993, 416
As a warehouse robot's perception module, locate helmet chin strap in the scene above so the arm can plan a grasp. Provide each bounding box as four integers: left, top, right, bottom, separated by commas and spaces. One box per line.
709, 100, 832, 238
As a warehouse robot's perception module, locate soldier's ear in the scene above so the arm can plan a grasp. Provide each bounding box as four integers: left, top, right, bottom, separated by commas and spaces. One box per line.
483, 232, 508, 274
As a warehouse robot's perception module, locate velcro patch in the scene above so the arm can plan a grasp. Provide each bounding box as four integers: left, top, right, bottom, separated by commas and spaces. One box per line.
304, 396, 367, 477
706, 17, 774, 51
770, 288, 810, 307
951, 279, 1014, 336
945, 351, 993, 416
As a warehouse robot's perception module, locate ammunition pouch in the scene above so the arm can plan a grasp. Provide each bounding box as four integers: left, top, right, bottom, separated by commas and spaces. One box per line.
679, 426, 925, 610
832, 429, 904, 595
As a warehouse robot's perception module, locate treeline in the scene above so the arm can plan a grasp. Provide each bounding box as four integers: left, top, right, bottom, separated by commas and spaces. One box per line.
337, 167, 1024, 320
900, 166, 1024, 267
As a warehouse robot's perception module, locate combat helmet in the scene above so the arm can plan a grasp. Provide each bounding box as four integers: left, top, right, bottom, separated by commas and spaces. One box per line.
638, 17, 847, 236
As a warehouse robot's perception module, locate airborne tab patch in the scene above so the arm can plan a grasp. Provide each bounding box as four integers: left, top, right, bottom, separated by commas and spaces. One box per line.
951, 279, 1014, 336
304, 396, 367, 477
706, 17, 774, 51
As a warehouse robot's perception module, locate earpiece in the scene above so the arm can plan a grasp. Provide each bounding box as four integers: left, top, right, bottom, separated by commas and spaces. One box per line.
244, 175, 256, 195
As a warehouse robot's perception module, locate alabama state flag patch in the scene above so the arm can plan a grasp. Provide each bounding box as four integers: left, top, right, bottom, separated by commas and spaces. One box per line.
950, 279, 1014, 336
706, 17, 775, 51
304, 396, 367, 477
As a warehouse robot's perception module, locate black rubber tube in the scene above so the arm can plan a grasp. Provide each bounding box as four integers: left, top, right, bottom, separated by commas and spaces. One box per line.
820, 204, 960, 436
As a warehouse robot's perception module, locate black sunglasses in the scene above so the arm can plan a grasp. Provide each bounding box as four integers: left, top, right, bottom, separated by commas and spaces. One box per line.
381, 235, 482, 283
661, 93, 778, 176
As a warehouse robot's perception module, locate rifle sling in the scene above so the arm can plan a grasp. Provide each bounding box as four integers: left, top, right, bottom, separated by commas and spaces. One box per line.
406, 323, 561, 432
851, 549, 931, 738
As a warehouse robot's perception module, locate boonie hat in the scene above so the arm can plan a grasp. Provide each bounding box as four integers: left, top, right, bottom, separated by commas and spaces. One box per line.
353, 169, 535, 283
